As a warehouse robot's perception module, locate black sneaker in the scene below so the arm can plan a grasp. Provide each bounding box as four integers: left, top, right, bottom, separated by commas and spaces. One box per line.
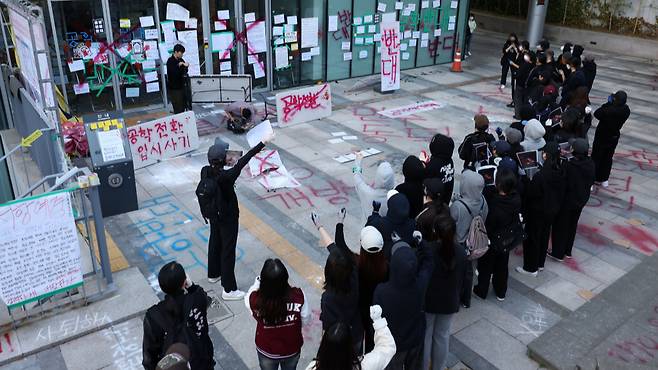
506, 102, 515, 108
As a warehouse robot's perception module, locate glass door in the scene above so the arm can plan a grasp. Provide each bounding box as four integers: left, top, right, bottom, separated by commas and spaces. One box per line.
326, 0, 352, 81
416, 1, 441, 67
373, 0, 398, 74
110, 0, 166, 111
270, 0, 297, 89
48, 0, 117, 115
242, 0, 268, 89
209, 0, 237, 75
350, 0, 376, 77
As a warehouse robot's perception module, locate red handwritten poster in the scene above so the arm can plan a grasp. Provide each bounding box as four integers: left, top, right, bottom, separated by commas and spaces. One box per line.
380, 21, 401, 92
275, 83, 332, 126
127, 111, 200, 169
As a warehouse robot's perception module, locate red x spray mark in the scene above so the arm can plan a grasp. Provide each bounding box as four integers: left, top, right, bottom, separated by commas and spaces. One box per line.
219, 20, 266, 73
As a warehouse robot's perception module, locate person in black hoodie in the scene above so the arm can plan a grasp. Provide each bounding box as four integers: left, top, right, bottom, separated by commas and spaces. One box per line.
458, 114, 496, 170
311, 212, 364, 353
560, 56, 587, 108
422, 212, 466, 370
582, 55, 597, 93
591, 90, 631, 187
514, 51, 536, 119
370, 191, 416, 259
473, 169, 522, 301
143, 262, 214, 370
396, 156, 426, 219
516, 142, 566, 276
373, 236, 434, 369
424, 133, 455, 205
550, 139, 595, 261
550, 107, 579, 143
500, 33, 520, 91
510, 104, 537, 139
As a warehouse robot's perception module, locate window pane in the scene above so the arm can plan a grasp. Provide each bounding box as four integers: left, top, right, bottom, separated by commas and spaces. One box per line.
350, 0, 376, 77
326, 0, 352, 81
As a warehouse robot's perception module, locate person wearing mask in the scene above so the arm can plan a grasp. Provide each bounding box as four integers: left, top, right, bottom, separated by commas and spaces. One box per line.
549, 139, 595, 261
560, 56, 587, 108
353, 152, 395, 222
424, 133, 455, 205
373, 235, 434, 369
473, 169, 522, 301
416, 179, 451, 245
166, 44, 190, 114
305, 306, 396, 370
245, 259, 309, 370
582, 55, 597, 93
450, 170, 488, 308
516, 142, 566, 276
521, 119, 546, 152
465, 13, 477, 57
500, 33, 519, 92
143, 262, 214, 370
311, 212, 364, 352
204, 131, 274, 300
395, 155, 426, 219
458, 114, 496, 170
555, 51, 572, 85
422, 212, 467, 370
591, 91, 630, 188
514, 51, 536, 119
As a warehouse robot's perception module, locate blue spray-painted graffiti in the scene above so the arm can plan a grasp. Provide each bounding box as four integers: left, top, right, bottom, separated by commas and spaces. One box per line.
131, 194, 244, 276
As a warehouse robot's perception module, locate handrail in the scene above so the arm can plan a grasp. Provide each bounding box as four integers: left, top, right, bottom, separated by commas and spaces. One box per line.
18, 166, 91, 198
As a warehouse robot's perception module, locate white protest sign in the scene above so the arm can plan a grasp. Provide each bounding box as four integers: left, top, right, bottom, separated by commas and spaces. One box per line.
127, 111, 200, 169
275, 83, 332, 126
0, 191, 83, 308
248, 149, 300, 190
380, 22, 401, 92
378, 101, 443, 118
246, 120, 274, 148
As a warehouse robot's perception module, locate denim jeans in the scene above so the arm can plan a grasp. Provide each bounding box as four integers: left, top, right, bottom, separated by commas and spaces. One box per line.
257, 352, 300, 370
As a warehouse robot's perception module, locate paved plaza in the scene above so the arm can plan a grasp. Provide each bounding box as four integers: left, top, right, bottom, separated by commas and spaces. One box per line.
1, 29, 657, 370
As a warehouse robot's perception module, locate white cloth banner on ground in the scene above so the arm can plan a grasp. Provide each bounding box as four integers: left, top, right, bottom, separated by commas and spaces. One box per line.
275, 83, 332, 126
248, 149, 300, 190
380, 21, 401, 92
378, 100, 443, 118
127, 111, 200, 169
0, 191, 83, 308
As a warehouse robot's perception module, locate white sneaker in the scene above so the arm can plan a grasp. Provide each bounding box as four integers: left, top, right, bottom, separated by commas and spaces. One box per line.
208, 277, 220, 284
222, 290, 245, 301
515, 266, 538, 277
468, 51, 472, 56
602, 181, 609, 188
500, 84, 506, 90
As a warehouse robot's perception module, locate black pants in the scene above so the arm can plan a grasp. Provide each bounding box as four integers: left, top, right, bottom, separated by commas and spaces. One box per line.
514, 86, 526, 118
474, 249, 510, 299
551, 207, 584, 259
208, 217, 239, 292
591, 136, 619, 182
523, 212, 553, 272
385, 344, 421, 370
501, 63, 510, 86
460, 258, 474, 306
465, 34, 472, 55
169, 88, 186, 114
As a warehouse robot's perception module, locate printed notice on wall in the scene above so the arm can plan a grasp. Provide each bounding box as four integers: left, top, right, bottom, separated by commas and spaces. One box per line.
0, 191, 83, 308
97, 129, 126, 162
301, 17, 319, 48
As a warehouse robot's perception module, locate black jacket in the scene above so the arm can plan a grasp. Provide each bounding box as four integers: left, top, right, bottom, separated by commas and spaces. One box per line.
396, 156, 426, 219
424, 134, 455, 204
458, 131, 495, 169
516, 60, 534, 89
424, 241, 467, 314
166, 56, 188, 90
485, 191, 522, 236
561, 69, 587, 103
563, 156, 596, 210
320, 239, 363, 347
202, 142, 265, 220
593, 102, 631, 142
373, 242, 434, 351
524, 160, 567, 218
142, 285, 214, 370
582, 60, 597, 91
368, 193, 416, 259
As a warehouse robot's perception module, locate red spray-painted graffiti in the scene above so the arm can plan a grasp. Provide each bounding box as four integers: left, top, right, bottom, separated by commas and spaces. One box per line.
218, 20, 266, 75
0, 332, 14, 354
332, 10, 352, 41
279, 84, 331, 124
351, 106, 447, 143
608, 305, 658, 364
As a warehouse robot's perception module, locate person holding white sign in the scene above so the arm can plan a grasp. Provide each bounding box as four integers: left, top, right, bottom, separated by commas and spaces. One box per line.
202, 130, 275, 301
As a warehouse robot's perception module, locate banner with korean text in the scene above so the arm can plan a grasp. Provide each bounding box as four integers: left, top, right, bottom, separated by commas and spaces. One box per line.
380, 22, 401, 92
275, 83, 332, 126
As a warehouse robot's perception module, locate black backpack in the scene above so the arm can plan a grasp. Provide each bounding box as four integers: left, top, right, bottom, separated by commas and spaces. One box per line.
195, 166, 221, 223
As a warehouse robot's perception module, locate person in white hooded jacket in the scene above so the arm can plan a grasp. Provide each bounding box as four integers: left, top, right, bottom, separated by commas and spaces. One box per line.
521, 119, 546, 152
353, 152, 395, 222
305, 305, 396, 370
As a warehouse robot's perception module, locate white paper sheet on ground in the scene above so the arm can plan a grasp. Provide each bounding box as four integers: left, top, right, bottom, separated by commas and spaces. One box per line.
275, 47, 289, 69
246, 120, 273, 148
332, 131, 347, 136
333, 148, 382, 163
146, 82, 160, 93
68, 59, 84, 72
343, 136, 358, 140
166, 3, 189, 21
217, 10, 230, 20
258, 166, 301, 190
328, 15, 338, 32
301, 17, 319, 48
274, 14, 285, 24
73, 83, 89, 95
244, 12, 256, 23
186, 18, 197, 29
246, 21, 267, 53
140, 16, 155, 27
126, 87, 140, 98
328, 138, 344, 144
248, 150, 300, 189
144, 28, 159, 40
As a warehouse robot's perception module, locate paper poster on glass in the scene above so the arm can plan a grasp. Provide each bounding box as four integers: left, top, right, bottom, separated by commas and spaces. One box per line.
211, 32, 234, 54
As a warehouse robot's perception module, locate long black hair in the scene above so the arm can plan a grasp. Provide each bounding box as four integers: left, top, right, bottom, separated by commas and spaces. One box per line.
434, 212, 457, 270
324, 248, 353, 295
313, 322, 361, 370
254, 259, 291, 325
158, 262, 186, 318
